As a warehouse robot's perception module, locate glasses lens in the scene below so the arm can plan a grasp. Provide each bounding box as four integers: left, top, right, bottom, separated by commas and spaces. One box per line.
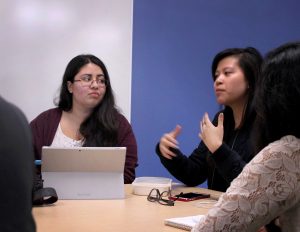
147, 189, 159, 202
81, 81, 91, 87
97, 79, 106, 86
161, 190, 170, 197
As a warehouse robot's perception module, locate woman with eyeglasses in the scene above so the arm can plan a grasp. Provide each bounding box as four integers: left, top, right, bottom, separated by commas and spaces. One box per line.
192, 41, 300, 232
30, 54, 138, 184
156, 47, 263, 192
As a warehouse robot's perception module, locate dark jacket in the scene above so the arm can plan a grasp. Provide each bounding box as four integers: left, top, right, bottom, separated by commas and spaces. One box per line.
0, 96, 36, 232
30, 108, 138, 184
156, 108, 255, 192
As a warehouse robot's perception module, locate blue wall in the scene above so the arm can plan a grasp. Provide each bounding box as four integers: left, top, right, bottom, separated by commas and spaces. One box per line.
131, 0, 300, 184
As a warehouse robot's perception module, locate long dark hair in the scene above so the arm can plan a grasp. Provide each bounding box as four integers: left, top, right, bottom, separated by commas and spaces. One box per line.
253, 41, 300, 153
57, 54, 119, 146
211, 47, 263, 131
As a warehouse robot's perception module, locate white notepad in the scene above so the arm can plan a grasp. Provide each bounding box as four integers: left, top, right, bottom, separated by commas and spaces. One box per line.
164, 215, 204, 231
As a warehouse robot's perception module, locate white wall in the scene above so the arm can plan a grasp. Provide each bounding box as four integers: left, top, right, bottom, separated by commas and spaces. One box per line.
0, 0, 133, 121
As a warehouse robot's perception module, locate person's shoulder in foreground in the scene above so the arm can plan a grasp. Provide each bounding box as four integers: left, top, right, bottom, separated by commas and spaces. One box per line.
192, 41, 300, 232
193, 135, 300, 232
0, 96, 36, 232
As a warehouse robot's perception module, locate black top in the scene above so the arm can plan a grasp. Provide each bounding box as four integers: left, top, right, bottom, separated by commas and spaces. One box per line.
156, 108, 255, 192
0, 96, 36, 232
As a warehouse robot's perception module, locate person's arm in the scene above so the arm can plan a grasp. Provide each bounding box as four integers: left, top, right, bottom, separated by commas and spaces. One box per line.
30, 117, 44, 160
29, 108, 61, 160
192, 137, 300, 231
156, 142, 209, 186
117, 114, 138, 184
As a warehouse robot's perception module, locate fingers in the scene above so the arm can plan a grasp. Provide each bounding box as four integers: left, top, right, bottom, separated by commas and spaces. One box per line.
162, 125, 181, 149
199, 118, 205, 140
201, 112, 223, 128
170, 124, 182, 138
200, 120, 204, 135
159, 139, 178, 159
200, 112, 224, 153
217, 113, 224, 128
159, 125, 181, 159
198, 131, 203, 140
159, 142, 177, 159
200, 112, 210, 130
160, 133, 179, 148
202, 113, 211, 126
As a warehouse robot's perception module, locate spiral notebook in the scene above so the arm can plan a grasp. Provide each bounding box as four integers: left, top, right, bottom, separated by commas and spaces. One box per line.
164, 215, 204, 231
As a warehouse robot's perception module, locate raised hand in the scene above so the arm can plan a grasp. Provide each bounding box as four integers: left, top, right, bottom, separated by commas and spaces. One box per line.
159, 125, 182, 159
199, 113, 224, 153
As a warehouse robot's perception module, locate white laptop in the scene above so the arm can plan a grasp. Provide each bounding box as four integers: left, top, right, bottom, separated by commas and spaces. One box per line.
41, 146, 126, 200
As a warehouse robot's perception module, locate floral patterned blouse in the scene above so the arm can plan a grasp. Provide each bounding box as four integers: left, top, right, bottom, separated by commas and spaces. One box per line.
192, 135, 300, 232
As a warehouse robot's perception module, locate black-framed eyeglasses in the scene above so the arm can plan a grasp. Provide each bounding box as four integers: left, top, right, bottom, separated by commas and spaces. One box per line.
147, 188, 183, 206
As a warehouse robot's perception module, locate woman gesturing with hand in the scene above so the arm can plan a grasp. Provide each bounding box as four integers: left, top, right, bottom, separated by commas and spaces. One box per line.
159, 125, 182, 159
156, 47, 262, 191
199, 112, 224, 154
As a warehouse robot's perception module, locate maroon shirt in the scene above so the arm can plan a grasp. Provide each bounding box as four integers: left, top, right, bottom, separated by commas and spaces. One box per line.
30, 108, 138, 184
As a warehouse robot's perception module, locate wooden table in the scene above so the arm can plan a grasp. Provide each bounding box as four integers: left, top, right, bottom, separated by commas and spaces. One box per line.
33, 184, 221, 232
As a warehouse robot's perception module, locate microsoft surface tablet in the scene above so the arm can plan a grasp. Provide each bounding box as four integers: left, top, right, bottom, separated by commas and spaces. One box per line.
41, 146, 126, 200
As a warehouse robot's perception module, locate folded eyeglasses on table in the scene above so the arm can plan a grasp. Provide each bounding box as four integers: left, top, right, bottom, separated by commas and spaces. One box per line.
147, 188, 183, 206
